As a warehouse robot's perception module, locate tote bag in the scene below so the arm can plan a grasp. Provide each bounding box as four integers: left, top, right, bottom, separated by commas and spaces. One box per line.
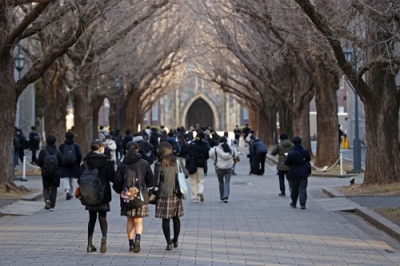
175, 160, 189, 199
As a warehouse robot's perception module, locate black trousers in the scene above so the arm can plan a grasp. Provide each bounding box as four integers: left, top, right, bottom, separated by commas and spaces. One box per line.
250, 152, 267, 175
278, 170, 288, 194
289, 178, 308, 207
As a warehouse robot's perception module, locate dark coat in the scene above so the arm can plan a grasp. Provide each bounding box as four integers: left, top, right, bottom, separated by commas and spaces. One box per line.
28, 131, 40, 150
78, 151, 115, 204
59, 139, 82, 178
187, 139, 210, 168
37, 145, 63, 187
122, 134, 133, 152
250, 139, 268, 156
113, 151, 154, 207
149, 131, 160, 153
284, 144, 311, 180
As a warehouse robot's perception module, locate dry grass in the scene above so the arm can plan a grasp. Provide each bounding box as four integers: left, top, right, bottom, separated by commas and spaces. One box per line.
336, 182, 400, 227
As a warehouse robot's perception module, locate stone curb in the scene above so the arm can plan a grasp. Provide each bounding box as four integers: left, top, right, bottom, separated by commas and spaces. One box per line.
323, 187, 400, 242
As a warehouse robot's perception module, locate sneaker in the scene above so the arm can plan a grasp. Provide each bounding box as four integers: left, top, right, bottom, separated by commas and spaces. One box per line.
278, 193, 286, 197
301, 205, 306, 210
100, 237, 107, 253
192, 198, 198, 203
232, 172, 237, 175
224, 199, 228, 203
87, 246, 97, 252
290, 203, 296, 209
198, 193, 204, 202
50, 208, 54, 211
45, 201, 50, 210
66, 193, 72, 200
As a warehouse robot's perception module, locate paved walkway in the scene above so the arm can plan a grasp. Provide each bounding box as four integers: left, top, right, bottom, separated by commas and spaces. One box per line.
1, 153, 400, 265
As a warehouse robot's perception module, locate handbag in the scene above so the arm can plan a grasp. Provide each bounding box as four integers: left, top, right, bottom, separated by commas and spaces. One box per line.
148, 188, 157, 205
175, 160, 189, 199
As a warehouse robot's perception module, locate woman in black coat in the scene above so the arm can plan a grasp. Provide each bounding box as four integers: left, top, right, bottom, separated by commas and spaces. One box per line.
284, 136, 311, 210
78, 140, 114, 253
113, 141, 154, 253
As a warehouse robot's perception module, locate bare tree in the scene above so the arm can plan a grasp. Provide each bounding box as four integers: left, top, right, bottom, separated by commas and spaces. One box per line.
293, 0, 400, 184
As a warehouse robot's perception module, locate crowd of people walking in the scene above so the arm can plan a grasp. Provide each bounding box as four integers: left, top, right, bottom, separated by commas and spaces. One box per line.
25, 122, 311, 253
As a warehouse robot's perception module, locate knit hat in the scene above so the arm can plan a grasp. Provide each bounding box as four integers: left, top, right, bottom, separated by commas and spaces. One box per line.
291, 136, 302, 145
280, 133, 288, 140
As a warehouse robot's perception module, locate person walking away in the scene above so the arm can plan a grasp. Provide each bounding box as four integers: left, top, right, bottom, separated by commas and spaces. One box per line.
133, 132, 156, 165
186, 130, 210, 203
104, 135, 117, 163
177, 135, 188, 164
338, 124, 344, 147
98, 125, 108, 143
37, 135, 63, 211
13, 129, 21, 167
78, 140, 115, 253
149, 127, 160, 155
250, 135, 268, 175
209, 137, 236, 203
122, 129, 133, 155
59, 131, 82, 200
113, 141, 154, 253
15, 128, 27, 164
112, 129, 123, 161
28, 126, 41, 164
165, 131, 181, 157
271, 133, 292, 197
153, 142, 188, 250
233, 125, 241, 145
284, 136, 311, 210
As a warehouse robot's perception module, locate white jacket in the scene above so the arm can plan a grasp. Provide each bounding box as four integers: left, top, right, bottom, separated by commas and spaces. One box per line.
209, 144, 235, 170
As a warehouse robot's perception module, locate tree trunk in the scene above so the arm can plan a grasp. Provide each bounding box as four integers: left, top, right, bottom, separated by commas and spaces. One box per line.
39, 62, 69, 146
73, 87, 94, 156
0, 48, 17, 186
278, 100, 292, 139
314, 68, 340, 167
291, 98, 311, 153
92, 96, 105, 139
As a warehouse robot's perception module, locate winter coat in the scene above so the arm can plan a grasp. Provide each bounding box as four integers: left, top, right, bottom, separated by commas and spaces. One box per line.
105, 139, 117, 162
284, 144, 311, 180
59, 139, 82, 178
271, 139, 292, 171
250, 139, 268, 157
149, 131, 160, 153
28, 131, 40, 150
78, 151, 115, 204
187, 138, 210, 168
209, 144, 235, 170
177, 138, 188, 158
113, 151, 154, 206
154, 158, 188, 198
37, 145, 63, 187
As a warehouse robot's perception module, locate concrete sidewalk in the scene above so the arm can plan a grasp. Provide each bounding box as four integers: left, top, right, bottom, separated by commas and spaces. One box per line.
1, 153, 400, 265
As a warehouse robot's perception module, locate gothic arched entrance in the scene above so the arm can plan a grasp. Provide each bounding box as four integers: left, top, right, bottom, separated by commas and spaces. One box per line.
186, 98, 214, 129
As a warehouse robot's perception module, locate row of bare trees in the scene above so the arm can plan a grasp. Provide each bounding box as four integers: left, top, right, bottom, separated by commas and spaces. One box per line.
186, 0, 400, 184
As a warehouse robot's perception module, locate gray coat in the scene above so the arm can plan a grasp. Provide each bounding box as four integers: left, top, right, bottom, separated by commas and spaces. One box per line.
271, 139, 292, 171
154, 158, 188, 198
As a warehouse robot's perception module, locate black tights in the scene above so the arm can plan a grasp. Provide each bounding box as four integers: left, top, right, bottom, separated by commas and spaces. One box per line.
88, 211, 107, 238
162, 217, 180, 244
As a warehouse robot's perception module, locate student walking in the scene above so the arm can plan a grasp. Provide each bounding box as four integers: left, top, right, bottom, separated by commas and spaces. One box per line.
153, 142, 188, 250
113, 141, 154, 253
28, 126, 40, 164
271, 133, 292, 197
59, 131, 82, 200
209, 137, 236, 203
78, 140, 115, 253
37, 135, 63, 211
187, 130, 210, 203
284, 136, 311, 210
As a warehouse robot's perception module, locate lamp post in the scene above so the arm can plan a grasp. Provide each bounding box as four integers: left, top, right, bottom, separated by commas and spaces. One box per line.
14, 44, 26, 181
115, 76, 121, 130
343, 46, 363, 173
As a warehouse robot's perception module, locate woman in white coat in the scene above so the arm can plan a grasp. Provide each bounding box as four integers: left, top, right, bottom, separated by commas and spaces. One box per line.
209, 137, 237, 203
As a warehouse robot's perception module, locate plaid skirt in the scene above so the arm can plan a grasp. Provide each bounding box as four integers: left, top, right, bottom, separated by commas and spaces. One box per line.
120, 204, 149, 218
155, 196, 184, 219
85, 203, 110, 212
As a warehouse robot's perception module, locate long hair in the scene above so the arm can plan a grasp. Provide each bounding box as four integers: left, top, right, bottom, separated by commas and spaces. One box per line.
219, 137, 232, 153
157, 142, 177, 167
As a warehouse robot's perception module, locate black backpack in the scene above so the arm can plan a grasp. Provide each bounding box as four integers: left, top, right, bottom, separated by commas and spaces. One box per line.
62, 144, 77, 166
78, 163, 104, 206
42, 149, 59, 178
138, 141, 156, 165
123, 165, 144, 210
